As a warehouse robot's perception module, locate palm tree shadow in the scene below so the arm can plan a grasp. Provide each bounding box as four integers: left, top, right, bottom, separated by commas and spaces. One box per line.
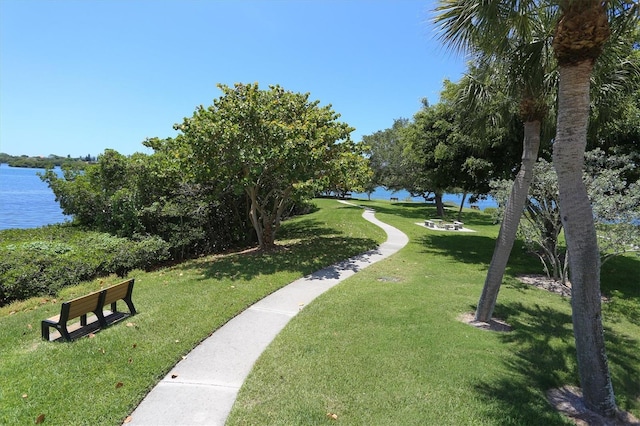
471, 301, 640, 421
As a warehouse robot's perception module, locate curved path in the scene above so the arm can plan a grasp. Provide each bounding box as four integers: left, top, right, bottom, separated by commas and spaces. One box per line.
126, 203, 409, 425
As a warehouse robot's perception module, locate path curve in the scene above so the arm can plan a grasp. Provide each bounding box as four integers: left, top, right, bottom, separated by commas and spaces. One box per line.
126, 202, 408, 425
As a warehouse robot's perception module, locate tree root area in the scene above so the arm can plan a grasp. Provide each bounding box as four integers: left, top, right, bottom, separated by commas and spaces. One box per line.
547, 386, 639, 426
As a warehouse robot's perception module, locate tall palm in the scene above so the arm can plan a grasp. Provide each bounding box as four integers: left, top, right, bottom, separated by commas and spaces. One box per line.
434, 0, 556, 322
551, 0, 638, 418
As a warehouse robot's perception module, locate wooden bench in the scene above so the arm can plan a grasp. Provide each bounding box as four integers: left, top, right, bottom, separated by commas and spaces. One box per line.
390, 197, 399, 202
42, 279, 137, 342
470, 205, 480, 210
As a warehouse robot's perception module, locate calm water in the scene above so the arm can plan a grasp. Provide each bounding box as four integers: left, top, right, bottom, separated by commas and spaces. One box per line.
0, 163, 69, 230
350, 188, 498, 210
0, 163, 497, 230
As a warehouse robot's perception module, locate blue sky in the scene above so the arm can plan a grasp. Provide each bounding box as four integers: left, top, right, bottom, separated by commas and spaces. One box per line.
0, 0, 468, 158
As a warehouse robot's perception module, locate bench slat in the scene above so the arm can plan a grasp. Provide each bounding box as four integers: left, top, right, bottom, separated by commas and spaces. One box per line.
65, 291, 103, 319
103, 279, 132, 305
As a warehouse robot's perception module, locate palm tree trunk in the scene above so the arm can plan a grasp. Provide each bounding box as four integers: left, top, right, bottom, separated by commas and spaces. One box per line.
475, 120, 540, 322
553, 61, 617, 418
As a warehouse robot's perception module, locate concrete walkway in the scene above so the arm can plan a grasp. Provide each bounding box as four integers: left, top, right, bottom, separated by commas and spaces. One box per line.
126, 203, 409, 425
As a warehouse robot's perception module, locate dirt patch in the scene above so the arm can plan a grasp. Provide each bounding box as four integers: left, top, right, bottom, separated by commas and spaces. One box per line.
516, 274, 572, 297
458, 312, 512, 332
516, 274, 611, 302
547, 386, 640, 425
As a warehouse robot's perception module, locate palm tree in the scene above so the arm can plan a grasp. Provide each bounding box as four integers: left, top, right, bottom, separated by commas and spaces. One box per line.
434, 0, 556, 322
436, 0, 638, 419
551, 0, 638, 418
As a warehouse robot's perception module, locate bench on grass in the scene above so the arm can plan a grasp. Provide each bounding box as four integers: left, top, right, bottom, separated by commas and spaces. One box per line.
41, 278, 137, 342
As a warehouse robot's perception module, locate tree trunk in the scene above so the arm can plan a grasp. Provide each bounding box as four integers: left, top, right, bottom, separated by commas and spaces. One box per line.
246, 187, 264, 249
553, 61, 617, 417
475, 120, 540, 322
434, 193, 445, 217
457, 192, 467, 222
261, 219, 275, 249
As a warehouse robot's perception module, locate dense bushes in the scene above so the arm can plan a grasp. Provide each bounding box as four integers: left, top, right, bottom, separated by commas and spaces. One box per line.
40, 149, 257, 261
0, 226, 170, 306
7, 143, 315, 306
4, 147, 296, 306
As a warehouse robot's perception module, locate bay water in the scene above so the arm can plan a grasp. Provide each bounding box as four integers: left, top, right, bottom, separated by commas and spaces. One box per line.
0, 163, 497, 231
350, 188, 497, 210
0, 163, 69, 230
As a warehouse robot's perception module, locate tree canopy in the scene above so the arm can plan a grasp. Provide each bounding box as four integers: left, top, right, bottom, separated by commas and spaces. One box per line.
175, 83, 360, 249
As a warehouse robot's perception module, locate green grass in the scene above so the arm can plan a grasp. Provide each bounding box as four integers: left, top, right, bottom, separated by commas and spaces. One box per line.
0, 199, 385, 425
1, 199, 638, 425
227, 199, 640, 425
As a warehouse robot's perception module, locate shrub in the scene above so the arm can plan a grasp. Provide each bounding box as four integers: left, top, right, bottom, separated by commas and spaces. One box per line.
0, 228, 170, 306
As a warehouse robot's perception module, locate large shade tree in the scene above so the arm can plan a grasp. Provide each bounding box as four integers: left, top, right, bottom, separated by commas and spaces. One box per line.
175, 83, 356, 250
402, 83, 514, 218
362, 118, 411, 197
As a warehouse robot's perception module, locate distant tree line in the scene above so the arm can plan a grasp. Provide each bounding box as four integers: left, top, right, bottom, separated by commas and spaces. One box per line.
0, 153, 96, 169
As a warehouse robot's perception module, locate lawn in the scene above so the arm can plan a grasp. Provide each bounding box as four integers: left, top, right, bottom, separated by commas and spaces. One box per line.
0, 198, 385, 425
1, 199, 637, 425
227, 199, 640, 425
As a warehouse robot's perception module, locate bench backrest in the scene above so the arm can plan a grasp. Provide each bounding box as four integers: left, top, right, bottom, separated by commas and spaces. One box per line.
62, 290, 104, 321
102, 279, 134, 306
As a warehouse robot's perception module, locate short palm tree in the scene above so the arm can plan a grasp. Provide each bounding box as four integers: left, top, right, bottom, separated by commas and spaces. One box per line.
434, 0, 556, 323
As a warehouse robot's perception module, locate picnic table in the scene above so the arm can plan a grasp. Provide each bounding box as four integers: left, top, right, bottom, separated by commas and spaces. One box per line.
424, 219, 443, 228
424, 219, 464, 230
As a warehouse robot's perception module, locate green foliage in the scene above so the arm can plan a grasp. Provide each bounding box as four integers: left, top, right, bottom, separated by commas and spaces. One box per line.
0, 226, 170, 306
40, 148, 254, 260
175, 83, 358, 249
363, 118, 411, 193
491, 151, 640, 279
585, 149, 640, 262
492, 159, 567, 281
320, 140, 372, 197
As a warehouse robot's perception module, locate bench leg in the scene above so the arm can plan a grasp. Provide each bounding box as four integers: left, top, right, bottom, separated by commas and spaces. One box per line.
60, 326, 72, 342
95, 310, 108, 328
123, 297, 137, 315
41, 321, 51, 341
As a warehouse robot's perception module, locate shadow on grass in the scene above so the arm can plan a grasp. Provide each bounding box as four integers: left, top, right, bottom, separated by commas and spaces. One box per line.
415, 230, 543, 281
417, 233, 494, 266
472, 301, 640, 421
173, 217, 379, 282
357, 201, 497, 226
601, 255, 640, 327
